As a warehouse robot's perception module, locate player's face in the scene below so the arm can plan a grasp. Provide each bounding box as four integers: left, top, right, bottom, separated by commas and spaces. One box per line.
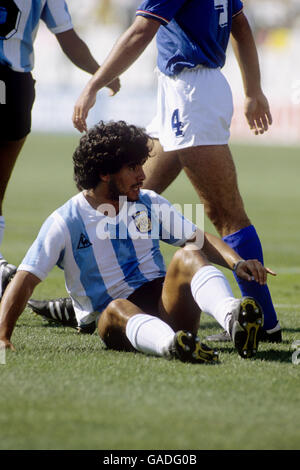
109, 163, 145, 201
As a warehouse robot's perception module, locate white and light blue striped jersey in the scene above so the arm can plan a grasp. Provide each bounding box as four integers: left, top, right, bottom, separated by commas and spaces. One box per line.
19, 190, 197, 326
0, 0, 73, 72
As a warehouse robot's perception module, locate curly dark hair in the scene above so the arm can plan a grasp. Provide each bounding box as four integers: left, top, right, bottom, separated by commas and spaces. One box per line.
73, 121, 151, 190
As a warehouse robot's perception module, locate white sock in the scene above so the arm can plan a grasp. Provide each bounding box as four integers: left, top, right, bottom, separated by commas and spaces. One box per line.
191, 265, 238, 333
0, 216, 5, 259
125, 313, 175, 357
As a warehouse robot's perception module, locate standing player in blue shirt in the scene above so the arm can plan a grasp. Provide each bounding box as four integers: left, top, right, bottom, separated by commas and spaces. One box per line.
72, 0, 281, 343
0, 120, 273, 362
0, 0, 120, 289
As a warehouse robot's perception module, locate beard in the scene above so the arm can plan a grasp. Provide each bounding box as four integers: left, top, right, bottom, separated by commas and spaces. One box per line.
108, 177, 140, 202
107, 177, 121, 201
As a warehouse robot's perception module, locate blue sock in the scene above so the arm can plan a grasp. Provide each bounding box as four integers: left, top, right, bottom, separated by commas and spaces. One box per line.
223, 225, 278, 330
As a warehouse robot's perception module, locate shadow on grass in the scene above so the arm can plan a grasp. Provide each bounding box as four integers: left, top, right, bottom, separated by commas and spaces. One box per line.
282, 326, 300, 334
16, 318, 298, 363
257, 349, 294, 363
213, 344, 293, 363
16, 321, 78, 331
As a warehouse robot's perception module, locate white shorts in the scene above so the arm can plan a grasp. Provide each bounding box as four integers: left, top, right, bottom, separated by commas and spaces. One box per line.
146, 66, 233, 151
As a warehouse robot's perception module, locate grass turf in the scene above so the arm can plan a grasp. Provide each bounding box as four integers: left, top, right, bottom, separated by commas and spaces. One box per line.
1, 133, 299, 450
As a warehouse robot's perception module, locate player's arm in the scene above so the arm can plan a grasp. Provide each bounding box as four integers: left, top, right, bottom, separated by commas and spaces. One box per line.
73, 16, 160, 132
55, 29, 120, 96
0, 271, 41, 350
185, 229, 276, 284
230, 11, 272, 135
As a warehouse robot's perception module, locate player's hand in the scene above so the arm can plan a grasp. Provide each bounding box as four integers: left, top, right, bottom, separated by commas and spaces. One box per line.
235, 259, 276, 285
73, 86, 97, 133
106, 77, 121, 96
0, 337, 16, 351
244, 92, 272, 135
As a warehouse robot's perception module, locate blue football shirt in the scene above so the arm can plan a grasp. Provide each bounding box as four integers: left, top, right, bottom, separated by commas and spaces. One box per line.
136, 0, 243, 76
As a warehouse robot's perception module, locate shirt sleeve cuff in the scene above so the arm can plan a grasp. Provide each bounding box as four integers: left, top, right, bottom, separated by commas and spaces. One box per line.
17, 265, 47, 282
136, 10, 169, 26
232, 7, 243, 18
49, 22, 73, 34
170, 227, 198, 247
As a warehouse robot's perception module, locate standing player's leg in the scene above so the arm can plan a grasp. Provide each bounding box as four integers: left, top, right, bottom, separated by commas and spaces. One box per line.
179, 144, 249, 236
0, 138, 27, 221
0, 138, 27, 251
178, 143, 280, 337
0, 67, 36, 298
143, 138, 181, 194
147, 65, 280, 340
0, 139, 27, 296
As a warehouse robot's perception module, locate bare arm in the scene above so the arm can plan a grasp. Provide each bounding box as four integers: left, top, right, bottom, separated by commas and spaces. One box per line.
73, 16, 160, 132
185, 229, 276, 285
0, 271, 41, 350
231, 12, 272, 135
56, 29, 120, 96
202, 231, 242, 270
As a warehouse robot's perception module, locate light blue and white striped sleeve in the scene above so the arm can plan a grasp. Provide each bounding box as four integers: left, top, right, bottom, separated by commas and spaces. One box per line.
41, 0, 73, 34
150, 192, 197, 246
18, 214, 66, 281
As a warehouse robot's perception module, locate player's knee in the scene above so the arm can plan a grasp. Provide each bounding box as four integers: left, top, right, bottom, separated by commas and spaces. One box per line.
98, 299, 134, 352
104, 299, 128, 325
173, 246, 207, 278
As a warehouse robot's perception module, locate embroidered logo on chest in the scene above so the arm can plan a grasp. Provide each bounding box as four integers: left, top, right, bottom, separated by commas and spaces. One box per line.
133, 211, 151, 233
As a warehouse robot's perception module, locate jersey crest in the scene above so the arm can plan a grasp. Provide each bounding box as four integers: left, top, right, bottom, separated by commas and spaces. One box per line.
133, 211, 152, 233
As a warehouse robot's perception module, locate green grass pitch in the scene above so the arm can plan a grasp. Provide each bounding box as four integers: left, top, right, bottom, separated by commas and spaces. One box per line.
0, 133, 299, 450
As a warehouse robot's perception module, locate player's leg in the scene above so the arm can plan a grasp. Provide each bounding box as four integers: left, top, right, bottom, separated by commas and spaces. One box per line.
97, 277, 218, 363
97, 298, 176, 357
0, 139, 27, 296
143, 138, 181, 193
178, 143, 279, 336
179, 144, 249, 236
154, 65, 279, 339
0, 66, 36, 296
0, 138, 27, 217
160, 246, 263, 358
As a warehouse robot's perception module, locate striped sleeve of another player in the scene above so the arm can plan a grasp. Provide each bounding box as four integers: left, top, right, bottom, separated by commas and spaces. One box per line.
136, 10, 169, 26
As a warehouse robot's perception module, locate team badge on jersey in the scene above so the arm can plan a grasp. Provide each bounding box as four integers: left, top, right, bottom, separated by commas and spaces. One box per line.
133, 211, 152, 233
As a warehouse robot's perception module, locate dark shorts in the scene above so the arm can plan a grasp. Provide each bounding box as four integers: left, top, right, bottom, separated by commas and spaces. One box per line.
80, 277, 165, 337
97, 277, 166, 351
127, 277, 165, 316
0, 64, 36, 141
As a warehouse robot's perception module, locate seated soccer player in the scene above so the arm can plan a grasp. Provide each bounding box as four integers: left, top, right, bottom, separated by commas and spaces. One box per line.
0, 121, 275, 362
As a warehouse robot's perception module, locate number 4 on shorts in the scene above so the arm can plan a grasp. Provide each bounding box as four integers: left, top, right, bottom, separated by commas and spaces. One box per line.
171, 108, 184, 137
